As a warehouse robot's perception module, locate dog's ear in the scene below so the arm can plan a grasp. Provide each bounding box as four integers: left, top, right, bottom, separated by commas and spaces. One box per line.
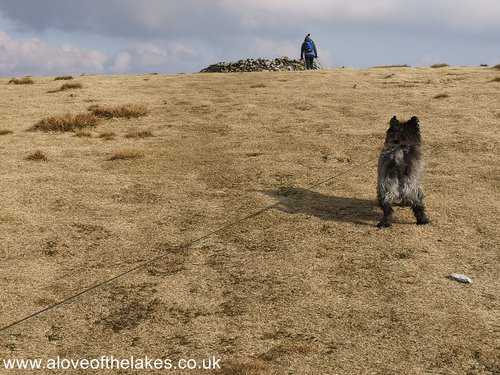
389, 115, 399, 128
408, 116, 420, 129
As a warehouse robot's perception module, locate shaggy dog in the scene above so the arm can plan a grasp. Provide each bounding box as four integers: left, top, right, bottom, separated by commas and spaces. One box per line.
377, 116, 430, 228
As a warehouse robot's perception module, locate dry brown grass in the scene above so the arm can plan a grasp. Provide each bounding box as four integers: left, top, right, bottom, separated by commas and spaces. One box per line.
434, 93, 450, 99
54, 76, 74, 81
30, 113, 99, 132
124, 130, 154, 139
98, 131, 116, 140
107, 148, 144, 160
8, 77, 34, 85
492, 64, 500, 70
0, 129, 13, 135
88, 104, 148, 119
25, 150, 48, 161
431, 63, 449, 68
490, 77, 500, 82
48, 82, 83, 93
0, 68, 498, 375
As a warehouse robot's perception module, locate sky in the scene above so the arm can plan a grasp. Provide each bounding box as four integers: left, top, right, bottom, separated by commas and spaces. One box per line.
0, 0, 499, 76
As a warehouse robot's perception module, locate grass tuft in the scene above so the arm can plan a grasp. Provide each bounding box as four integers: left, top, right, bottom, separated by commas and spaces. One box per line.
108, 149, 144, 161
99, 132, 116, 140
434, 93, 450, 99
489, 77, 500, 82
25, 150, 48, 162
48, 82, 83, 93
492, 64, 500, 70
74, 130, 92, 138
88, 104, 148, 119
431, 63, 449, 68
54, 76, 74, 81
8, 77, 34, 85
124, 130, 154, 139
0, 129, 13, 136
30, 113, 99, 132
372, 64, 409, 68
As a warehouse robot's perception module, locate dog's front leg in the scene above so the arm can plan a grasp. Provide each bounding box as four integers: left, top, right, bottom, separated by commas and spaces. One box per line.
412, 204, 429, 225
377, 202, 394, 228
412, 188, 429, 225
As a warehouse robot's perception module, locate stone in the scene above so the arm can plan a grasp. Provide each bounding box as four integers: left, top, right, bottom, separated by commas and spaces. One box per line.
200, 57, 316, 73
448, 274, 473, 284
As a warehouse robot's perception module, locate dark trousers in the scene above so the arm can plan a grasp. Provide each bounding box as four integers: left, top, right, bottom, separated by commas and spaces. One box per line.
305, 56, 315, 70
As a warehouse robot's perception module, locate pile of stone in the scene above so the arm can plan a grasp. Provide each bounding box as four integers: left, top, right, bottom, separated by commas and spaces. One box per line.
200, 57, 311, 73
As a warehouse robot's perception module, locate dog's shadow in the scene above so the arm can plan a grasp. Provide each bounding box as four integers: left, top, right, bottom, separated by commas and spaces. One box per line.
263, 187, 378, 226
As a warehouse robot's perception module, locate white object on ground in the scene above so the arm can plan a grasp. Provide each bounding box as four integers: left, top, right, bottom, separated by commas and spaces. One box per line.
448, 274, 473, 284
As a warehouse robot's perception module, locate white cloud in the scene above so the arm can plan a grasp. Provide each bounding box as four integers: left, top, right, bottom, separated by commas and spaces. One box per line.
222, 0, 395, 25
0, 31, 203, 75
0, 31, 108, 75
111, 52, 132, 73
1, 1, 500, 74
109, 42, 199, 73
3, 0, 500, 37
221, 0, 500, 31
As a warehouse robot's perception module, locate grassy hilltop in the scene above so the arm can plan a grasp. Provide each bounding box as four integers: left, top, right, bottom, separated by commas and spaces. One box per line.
0, 67, 499, 374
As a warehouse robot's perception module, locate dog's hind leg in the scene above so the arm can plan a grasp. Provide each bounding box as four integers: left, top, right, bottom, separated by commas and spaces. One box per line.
377, 175, 398, 228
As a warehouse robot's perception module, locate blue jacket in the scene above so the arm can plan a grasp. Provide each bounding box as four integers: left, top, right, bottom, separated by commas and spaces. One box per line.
301, 37, 318, 59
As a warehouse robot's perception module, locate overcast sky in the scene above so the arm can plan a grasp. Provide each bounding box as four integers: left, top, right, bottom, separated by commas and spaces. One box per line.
1, 0, 499, 76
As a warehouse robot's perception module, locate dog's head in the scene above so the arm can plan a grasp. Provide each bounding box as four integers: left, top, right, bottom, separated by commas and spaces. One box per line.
384, 116, 421, 147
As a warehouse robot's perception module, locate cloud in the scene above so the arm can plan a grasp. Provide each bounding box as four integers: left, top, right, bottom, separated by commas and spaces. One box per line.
111, 52, 131, 73
1, 1, 499, 75
0, 1, 239, 38
0, 31, 205, 75
109, 42, 200, 73
2, 0, 500, 37
0, 31, 108, 75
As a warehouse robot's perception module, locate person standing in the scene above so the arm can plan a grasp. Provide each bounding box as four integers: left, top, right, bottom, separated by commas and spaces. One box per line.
301, 34, 318, 70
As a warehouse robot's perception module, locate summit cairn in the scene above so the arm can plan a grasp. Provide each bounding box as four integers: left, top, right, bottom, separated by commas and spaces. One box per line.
200, 57, 314, 73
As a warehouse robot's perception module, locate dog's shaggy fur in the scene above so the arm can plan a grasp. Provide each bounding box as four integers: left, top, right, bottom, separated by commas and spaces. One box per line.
377, 116, 430, 228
